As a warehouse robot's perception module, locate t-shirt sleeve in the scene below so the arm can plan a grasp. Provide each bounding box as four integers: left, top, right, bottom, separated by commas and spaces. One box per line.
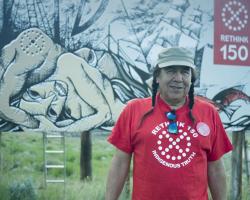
207, 109, 233, 161
107, 101, 134, 154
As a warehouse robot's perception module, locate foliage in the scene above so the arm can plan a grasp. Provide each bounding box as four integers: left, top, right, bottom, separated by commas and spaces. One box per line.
0, 132, 249, 200
9, 178, 37, 200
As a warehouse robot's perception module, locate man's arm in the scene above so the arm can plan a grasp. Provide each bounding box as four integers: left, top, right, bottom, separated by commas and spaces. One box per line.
208, 158, 227, 200
106, 148, 132, 200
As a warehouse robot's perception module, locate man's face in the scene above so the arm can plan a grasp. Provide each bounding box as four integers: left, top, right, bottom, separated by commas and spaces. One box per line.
157, 66, 192, 105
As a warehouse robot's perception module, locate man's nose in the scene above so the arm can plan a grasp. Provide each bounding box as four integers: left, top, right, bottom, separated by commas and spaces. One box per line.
172, 71, 183, 81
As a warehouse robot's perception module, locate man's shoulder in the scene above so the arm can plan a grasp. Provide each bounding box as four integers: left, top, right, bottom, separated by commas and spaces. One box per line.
127, 97, 152, 109
194, 96, 218, 111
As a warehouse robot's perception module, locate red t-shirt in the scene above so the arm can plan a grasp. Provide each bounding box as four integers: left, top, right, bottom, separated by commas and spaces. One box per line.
108, 94, 233, 200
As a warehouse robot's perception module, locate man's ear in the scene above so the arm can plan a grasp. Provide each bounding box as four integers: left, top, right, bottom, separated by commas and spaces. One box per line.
156, 77, 159, 84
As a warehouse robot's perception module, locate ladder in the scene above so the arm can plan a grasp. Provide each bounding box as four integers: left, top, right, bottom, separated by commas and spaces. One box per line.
43, 132, 66, 188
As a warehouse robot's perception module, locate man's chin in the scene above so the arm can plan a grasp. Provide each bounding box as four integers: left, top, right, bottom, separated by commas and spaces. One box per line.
168, 95, 186, 103
169, 92, 184, 98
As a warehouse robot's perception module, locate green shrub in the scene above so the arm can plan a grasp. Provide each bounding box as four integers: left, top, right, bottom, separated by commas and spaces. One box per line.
0, 177, 10, 200
9, 178, 37, 200
67, 153, 76, 162
66, 162, 74, 177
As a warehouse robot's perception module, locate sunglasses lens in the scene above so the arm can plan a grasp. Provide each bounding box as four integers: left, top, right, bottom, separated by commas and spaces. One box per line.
166, 111, 177, 134
166, 112, 176, 120
168, 122, 178, 134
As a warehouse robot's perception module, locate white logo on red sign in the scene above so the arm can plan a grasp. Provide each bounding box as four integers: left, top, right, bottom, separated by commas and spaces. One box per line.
221, 0, 248, 32
196, 122, 210, 137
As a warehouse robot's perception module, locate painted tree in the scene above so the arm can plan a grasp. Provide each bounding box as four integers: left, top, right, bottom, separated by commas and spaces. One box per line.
0, 0, 15, 48
54, 0, 60, 43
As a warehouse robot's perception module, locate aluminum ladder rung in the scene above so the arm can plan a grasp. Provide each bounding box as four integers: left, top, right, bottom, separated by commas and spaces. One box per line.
45, 150, 64, 154
46, 135, 64, 138
46, 179, 65, 183
46, 164, 64, 169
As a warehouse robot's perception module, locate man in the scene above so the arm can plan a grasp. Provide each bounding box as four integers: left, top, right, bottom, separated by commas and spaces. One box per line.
105, 47, 233, 200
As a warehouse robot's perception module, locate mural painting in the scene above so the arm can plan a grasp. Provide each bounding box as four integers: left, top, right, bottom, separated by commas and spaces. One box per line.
0, 0, 249, 132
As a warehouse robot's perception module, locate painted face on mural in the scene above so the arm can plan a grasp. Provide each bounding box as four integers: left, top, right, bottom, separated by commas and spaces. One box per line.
157, 66, 192, 105
19, 80, 68, 123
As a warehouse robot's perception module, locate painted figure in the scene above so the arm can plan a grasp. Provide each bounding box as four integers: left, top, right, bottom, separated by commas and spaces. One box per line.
0, 28, 64, 129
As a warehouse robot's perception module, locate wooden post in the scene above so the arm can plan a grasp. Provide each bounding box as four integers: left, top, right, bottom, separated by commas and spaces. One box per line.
80, 131, 92, 180
0, 132, 2, 171
243, 134, 249, 182
230, 130, 244, 200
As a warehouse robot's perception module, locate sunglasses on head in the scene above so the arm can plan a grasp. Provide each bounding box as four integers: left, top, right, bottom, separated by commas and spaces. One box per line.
166, 110, 178, 134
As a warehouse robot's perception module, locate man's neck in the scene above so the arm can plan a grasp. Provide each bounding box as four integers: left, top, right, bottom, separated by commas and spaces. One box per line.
160, 94, 186, 110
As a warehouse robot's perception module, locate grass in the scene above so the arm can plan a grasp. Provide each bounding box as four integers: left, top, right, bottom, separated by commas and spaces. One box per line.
0, 132, 124, 200
0, 132, 249, 200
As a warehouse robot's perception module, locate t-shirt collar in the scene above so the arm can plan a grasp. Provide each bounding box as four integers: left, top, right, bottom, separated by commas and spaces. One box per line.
156, 93, 189, 114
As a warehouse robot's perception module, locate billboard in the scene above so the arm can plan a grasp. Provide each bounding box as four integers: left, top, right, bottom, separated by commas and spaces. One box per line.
0, 0, 249, 132
214, 0, 250, 66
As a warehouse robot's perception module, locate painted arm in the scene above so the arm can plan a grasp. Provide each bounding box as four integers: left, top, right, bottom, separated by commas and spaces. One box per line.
30, 95, 111, 133
208, 159, 227, 200
106, 149, 131, 200
32, 53, 113, 132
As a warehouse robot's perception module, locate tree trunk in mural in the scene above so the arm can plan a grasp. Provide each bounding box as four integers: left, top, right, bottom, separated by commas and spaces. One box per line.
80, 131, 92, 180
0, 0, 14, 48
54, 0, 60, 43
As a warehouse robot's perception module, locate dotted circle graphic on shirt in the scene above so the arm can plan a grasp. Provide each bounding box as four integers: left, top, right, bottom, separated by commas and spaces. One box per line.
19, 29, 46, 56
221, 0, 248, 32
157, 129, 191, 161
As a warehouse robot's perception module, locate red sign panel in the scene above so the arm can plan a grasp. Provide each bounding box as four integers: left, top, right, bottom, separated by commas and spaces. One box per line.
214, 0, 250, 66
